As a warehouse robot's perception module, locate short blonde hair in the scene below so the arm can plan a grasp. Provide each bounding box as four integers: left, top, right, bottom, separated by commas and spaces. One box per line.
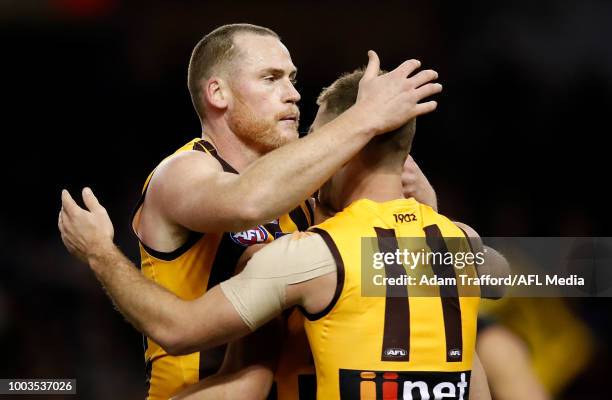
317, 69, 416, 164
188, 24, 279, 120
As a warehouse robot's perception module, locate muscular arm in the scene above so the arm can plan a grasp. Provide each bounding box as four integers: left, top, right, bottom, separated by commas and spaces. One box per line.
59, 189, 251, 354
89, 245, 249, 355
102, 231, 331, 354
470, 352, 492, 400
59, 190, 334, 354
477, 325, 550, 400
151, 53, 441, 233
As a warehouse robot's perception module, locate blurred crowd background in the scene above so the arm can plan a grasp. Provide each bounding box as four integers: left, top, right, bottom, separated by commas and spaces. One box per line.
2, 0, 611, 398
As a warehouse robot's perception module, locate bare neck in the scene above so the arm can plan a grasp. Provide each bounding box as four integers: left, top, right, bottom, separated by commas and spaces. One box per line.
201, 120, 266, 172
336, 157, 404, 210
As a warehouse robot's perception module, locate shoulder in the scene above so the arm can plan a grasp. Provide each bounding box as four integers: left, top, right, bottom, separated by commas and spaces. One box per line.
453, 221, 480, 239
453, 221, 484, 255
154, 150, 224, 182
139, 150, 227, 219
145, 150, 225, 200
245, 231, 333, 274
263, 231, 327, 255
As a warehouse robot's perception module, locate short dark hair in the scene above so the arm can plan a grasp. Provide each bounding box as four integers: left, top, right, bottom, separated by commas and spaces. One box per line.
317, 69, 416, 165
188, 24, 280, 121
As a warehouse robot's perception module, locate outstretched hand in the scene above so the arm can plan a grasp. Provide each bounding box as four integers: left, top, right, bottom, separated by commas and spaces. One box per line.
58, 187, 115, 263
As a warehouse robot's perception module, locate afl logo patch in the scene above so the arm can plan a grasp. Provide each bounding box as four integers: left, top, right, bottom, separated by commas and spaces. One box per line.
448, 348, 462, 359
230, 227, 269, 246
383, 348, 408, 358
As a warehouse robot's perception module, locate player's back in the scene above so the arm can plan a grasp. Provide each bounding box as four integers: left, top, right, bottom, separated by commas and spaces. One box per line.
305, 198, 480, 399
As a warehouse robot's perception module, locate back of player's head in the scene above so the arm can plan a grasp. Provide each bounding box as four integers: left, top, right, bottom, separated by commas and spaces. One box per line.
317, 69, 416, 168
188, 23, 280, 121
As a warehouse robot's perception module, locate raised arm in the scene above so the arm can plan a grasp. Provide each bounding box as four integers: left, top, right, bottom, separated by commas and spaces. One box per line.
153, 51, 442, 233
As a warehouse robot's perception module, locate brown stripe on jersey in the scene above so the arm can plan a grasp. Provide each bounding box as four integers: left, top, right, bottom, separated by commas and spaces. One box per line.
194, 139, 238, 173
144, 356, 152, 398
423, 224, 463, 362
305, 199, 315, 226
198, 346, 228, 380
289, 204, 310, 231
301, 227, 345, 321
130, 169, 155, 261
139, 231, 203, 261
132, 197, 203, 263
198, 233, 246, 379
374, 227, 410, 362
262, 220, 283, 238
130, 182, 149, 233
298, 373, 317, 399
205, 236, 244, 290
272, 201, 313, 235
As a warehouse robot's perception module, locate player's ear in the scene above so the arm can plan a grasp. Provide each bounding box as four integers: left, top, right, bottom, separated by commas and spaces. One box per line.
204, 77, 229, 110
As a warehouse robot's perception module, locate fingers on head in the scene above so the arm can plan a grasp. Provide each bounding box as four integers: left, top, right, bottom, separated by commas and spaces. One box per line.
415, 101, 438, 115
409, 69, 439, 88
361, 50, 381, 82
394, 59, 421, 78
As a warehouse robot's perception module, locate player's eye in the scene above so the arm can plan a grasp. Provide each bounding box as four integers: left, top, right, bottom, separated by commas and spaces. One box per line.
290, 78, 298, 85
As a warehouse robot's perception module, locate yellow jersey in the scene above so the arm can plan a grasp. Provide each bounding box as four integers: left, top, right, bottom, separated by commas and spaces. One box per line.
132, 138, 314, 400
304, 198, 480, 399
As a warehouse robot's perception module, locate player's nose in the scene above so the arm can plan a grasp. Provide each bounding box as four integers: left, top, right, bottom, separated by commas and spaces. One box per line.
284, 80, 301, 104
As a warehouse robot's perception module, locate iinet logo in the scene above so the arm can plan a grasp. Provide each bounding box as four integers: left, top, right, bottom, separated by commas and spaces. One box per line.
401, 373, 468, 400
340, 369, 470, 400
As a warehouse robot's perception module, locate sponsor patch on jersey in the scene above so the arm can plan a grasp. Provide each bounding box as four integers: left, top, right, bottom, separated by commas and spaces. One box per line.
448, 348, 462, 359
384, 347, 408, 358
230, 226, 269, 246
339, 369, 471, 400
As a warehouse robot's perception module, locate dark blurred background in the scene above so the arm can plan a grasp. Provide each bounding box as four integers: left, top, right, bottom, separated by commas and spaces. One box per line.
1, 0, 611, 398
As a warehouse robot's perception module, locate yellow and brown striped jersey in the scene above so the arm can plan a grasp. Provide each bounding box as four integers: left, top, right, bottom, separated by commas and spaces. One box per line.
304, 198, 480, 400
131, 138, 314, 400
